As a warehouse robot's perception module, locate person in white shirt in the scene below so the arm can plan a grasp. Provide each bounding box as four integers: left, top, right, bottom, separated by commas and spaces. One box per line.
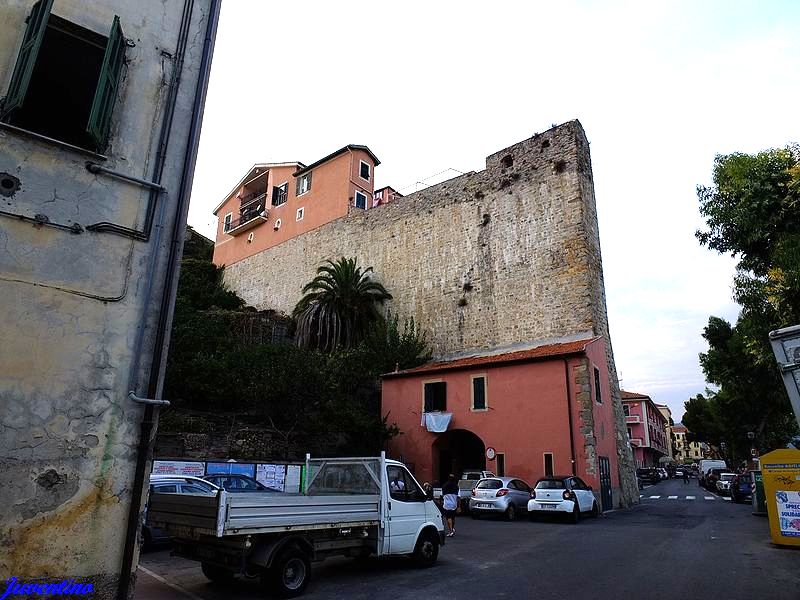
441, 474, 459, 536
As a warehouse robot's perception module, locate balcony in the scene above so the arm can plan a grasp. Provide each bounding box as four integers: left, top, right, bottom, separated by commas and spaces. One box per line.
629, 438, 643, 447
225, 207, 269, 235
240, 191, 267, 208
625, 415, 641, 424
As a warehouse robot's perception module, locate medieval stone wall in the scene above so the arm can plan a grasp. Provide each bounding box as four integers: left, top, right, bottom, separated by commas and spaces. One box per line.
222, 120, 638, 505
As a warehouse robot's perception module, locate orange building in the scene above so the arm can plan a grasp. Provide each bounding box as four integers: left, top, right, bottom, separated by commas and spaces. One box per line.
381, 337, 622, 511
212, 145, 380, 266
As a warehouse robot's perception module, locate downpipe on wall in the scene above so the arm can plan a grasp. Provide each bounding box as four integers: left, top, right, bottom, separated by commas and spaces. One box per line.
116, 1, 220, 598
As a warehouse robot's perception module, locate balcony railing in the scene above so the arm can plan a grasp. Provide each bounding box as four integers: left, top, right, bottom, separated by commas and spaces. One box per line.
240, 191, 267, 208
225, 207, 269, 235
625, 415, 641, 423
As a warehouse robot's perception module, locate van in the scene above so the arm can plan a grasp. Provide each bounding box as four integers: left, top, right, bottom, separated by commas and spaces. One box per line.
698, 459, 727, 487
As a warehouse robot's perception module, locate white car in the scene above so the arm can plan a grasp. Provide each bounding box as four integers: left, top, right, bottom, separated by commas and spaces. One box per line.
527, 476, 599, 523
716, 473, 736, 496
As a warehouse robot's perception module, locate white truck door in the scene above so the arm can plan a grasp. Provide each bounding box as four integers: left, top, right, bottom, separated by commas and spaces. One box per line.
386, 465, 427, 554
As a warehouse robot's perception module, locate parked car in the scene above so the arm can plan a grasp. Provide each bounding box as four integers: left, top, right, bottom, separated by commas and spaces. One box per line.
143, 479, 217, 548
730, 472, 753, 503
636, 468, 660, 485
673, 468, 685, 478
458, 469, 495, 510
149, 474, 219, 493
203, 473, 278, 492
704, 468, 730, 491
528, 476, 599, 523
469, 477, 532, 521
657, 468, 669, 481
715, 473, 735, 496
698, 459, 727, 487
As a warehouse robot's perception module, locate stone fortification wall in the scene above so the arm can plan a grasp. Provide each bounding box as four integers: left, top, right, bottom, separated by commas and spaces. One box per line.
225, 121, 598, 357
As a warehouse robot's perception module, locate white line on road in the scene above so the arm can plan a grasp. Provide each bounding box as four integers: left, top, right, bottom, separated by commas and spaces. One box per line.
686, 496, 696, 500
649, 495, 661, 499
138, 565, 205, 600
668, 496, 678, 499
704, 496, 715, 500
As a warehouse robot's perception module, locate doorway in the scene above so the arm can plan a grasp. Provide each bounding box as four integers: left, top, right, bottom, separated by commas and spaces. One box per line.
598, 456, 613, 511
431, 429, 485, 483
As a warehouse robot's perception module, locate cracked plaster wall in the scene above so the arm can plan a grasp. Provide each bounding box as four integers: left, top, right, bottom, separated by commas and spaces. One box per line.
0, 1, 214, 597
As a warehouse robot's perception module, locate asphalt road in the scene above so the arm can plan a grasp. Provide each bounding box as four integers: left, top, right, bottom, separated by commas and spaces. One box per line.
136, 477, 799, 600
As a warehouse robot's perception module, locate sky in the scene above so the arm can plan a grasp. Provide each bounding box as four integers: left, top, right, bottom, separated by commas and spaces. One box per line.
187, 1, 800, 422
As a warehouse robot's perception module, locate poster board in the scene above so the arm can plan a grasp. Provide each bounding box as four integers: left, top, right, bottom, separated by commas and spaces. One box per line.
205, 462, 255, 477
285, 465, 302, 494
256, 464, 286, 491
151, 460, 205, 477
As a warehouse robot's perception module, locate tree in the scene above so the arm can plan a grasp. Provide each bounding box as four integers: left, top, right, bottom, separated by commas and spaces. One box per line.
689, 146, 800, 459
363, 311, 431, 376
293, 257, 392, 351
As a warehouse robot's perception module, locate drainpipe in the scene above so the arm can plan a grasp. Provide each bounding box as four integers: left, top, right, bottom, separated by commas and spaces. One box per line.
563, 359, 577, 475
116, 2, 220, 598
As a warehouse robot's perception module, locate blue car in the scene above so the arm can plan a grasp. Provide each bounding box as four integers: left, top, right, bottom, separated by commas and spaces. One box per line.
730, 473, 752, 504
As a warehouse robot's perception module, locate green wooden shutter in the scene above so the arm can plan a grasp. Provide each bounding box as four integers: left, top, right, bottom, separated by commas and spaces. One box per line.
424, 384, 433, 412
295, 176, 302, 197
306, 171, 312, 191
87, 16, 125, 152
1, 0, 53, 119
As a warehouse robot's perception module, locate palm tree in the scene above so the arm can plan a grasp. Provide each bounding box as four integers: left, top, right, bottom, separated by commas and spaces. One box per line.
293, 257, 393, 351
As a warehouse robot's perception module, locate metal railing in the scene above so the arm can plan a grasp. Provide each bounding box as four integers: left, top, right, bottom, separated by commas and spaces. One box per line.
225, 208, 268, 232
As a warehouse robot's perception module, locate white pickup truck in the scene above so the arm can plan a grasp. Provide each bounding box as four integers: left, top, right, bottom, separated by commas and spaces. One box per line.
146, 453, 445, 597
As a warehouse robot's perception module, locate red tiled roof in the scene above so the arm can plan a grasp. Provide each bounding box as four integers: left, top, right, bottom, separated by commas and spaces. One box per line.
382, 338, 596, 378
620, 390, 650, 400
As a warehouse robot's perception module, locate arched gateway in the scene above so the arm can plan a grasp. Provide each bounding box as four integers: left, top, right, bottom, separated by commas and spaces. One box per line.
431, 429, 486, 483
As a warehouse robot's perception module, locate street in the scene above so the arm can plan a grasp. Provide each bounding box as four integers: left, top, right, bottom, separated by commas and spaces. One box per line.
136, 478, 799, 600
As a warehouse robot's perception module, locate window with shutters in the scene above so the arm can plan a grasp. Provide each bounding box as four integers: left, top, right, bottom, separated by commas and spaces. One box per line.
272, 182, 288, 206
359, 160, 370, 181
0, 0, 126, 154
423, 381, 446, 412
471, 374, 487, 411
296, 172, 312, 196
354, 190, 367, 210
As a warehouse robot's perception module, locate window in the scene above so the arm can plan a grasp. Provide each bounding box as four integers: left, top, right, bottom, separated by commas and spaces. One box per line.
296, 207, 304, 221
476, 479, 502, 489
572, 477, 589, 490
180, 484, 208, 494
535, 479, 566, 490
354, 190, 367, 210
387, 465, 425, 502
223, 212, 232, 232
627, 427, 632, 438
359, 160, 370, 181
272, 182, 288, 206
544, 453, 554, 477
623, 404, 630, 416
153, 484, 177, 493
296, 172, 312, 196
594, 367, 602, 403
1, 1, 126, 153
496, 453, 505, 477
423, 381, 446, 412
471, 375, 487, 410
274, 218, 282, 230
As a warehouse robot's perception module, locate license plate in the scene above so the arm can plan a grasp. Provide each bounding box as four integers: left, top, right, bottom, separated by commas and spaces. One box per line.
541, 504, 557, 510
478, 503, 492, 508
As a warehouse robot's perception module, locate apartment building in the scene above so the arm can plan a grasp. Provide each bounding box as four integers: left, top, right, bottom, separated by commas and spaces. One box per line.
672, 423, 708, 463
212, 144, 382, 266
621, 390, 669, 467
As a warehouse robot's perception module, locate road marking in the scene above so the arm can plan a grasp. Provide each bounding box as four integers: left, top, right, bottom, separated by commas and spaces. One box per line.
704, 496, 715, 500
138, 565, 205, 600
686, 496, 696, 500
649, 495, 660, 499
668, 495, 678, 499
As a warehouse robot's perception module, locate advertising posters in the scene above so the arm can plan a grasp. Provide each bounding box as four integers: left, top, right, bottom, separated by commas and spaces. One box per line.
256, 464, 286, 491
151, 460, 205, 476
776, 490, 800, 537
285, 465, 302, 493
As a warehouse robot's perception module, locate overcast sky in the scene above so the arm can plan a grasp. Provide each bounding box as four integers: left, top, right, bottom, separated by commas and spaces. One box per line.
187, 1, 800, 421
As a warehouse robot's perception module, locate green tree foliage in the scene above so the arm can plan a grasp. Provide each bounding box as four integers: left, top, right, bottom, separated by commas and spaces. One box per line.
294, 257, 392, 351
686, 147, 800, 459
164, 248, 428, 458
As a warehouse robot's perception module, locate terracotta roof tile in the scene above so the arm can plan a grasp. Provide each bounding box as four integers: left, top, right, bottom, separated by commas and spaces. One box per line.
620, 390, 650, 400
382, 338, 595, 378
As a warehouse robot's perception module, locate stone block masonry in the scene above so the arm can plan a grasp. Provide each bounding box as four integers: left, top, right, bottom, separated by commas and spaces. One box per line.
223, 120, 639, 505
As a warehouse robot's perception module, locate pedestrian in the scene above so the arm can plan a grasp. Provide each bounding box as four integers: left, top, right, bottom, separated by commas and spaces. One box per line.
422, 482, 434, 501
442, 474, 459, 537
683, 469, 689, 484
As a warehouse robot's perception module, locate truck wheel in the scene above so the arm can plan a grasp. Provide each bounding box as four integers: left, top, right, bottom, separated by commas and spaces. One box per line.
201, 562, 235, 583
264, 549, 311, 598
412, 531, 439, 568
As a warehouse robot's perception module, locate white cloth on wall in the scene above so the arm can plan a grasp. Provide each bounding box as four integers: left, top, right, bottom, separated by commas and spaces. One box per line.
424, 412, 453, 432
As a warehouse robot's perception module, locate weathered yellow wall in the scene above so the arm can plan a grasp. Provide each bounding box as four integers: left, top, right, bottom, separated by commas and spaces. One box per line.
0, 1, 215, 597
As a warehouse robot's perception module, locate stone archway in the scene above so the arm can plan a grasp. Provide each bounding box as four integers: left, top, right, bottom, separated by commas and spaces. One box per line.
431, 429, 486, 484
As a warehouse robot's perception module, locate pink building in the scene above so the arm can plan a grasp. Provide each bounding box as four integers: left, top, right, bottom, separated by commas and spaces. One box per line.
620, 391, 669, 467
381, 337, 623, 511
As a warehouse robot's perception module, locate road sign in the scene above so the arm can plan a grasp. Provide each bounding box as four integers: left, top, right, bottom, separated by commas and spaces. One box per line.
486, 447, 496, 460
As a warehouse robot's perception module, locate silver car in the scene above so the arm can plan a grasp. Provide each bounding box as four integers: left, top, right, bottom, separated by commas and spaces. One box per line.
469, 477, 532, 521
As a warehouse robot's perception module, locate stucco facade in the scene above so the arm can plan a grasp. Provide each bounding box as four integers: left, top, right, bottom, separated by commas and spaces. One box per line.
382, 337, 623, 509
0, 1, 218, 597
621, 391, 669, 467
220, 121, 638, 506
